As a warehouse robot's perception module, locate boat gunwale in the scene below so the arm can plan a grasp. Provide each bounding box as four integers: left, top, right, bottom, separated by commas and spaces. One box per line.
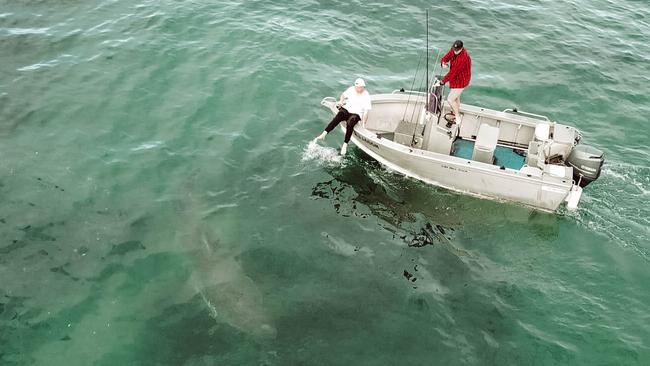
369, 92, 563, 130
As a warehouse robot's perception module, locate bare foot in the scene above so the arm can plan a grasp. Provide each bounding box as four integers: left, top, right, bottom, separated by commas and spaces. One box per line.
314, 131, 327, 143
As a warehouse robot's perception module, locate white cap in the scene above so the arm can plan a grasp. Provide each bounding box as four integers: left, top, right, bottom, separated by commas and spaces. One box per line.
354, 78, 366, 87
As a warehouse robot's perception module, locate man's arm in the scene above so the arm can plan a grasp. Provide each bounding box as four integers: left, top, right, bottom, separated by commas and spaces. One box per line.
440, 49, 454, 66
339, 87, 352, 106
442, 54, 467, 85
362, 96, 371, 127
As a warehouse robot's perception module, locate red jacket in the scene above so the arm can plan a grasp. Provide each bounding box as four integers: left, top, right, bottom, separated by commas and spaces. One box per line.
441, 48, 471, 89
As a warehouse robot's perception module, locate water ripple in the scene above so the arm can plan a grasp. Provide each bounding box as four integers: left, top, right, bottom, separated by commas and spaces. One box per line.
1, 0, 649, 364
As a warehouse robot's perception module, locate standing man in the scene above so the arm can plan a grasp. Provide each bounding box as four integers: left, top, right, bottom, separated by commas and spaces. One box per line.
436, 40, 471, 126
314, 78, 372, 155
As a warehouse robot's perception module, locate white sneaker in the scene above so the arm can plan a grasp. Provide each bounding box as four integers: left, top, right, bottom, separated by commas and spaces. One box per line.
340, 143, 348, 156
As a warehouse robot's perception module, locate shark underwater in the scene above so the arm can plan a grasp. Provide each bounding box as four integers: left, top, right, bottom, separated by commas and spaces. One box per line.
175, 177, 276, 340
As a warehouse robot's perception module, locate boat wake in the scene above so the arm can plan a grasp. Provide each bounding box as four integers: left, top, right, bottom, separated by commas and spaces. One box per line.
575, 161, 650, 261
301, 139, 345, 166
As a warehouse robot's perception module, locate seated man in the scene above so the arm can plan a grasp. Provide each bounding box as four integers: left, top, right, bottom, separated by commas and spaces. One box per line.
314, 78, 372, 155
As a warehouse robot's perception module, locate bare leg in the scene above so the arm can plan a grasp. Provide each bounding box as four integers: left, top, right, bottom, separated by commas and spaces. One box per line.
340, 143, 348, 155
452, 97, 461, 121
447, 88, 464, 122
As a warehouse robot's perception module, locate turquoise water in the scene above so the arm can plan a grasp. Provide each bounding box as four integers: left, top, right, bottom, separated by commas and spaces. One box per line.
1, 1, 649, 365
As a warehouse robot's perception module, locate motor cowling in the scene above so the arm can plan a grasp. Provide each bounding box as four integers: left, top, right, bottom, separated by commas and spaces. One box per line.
566, 144, 604, 187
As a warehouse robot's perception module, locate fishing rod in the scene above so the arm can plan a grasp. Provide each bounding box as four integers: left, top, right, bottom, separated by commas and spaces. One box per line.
426, 9, 429, 111
422, 49, 443, 138
409, 66, 428, 135
401, 51, 424, 124
430, 46, 447, 129
410, 10, 432, 147
430, 50, 441, 93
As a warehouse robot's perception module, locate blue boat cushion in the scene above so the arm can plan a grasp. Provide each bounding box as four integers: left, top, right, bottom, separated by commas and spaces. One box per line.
452, 139, 526, 170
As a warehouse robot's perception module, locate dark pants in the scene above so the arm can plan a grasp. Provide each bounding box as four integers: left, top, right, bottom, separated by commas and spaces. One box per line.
324, 108, 361, 143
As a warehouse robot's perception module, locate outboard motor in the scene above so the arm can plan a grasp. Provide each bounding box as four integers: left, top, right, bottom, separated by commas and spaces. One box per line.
427, 76, 444, 115
566, 144, 605, 187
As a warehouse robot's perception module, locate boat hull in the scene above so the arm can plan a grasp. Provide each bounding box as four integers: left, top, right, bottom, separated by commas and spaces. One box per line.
324, 93, 573, 211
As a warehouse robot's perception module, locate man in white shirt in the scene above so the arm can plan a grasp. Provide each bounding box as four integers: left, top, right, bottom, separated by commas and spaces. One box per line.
314, 78, 372, 155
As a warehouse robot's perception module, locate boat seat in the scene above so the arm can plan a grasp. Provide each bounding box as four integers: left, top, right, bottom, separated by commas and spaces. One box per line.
535, 123, 550, 141
393, 119, 425, 148
472, 124, 499, 164
526, 140, 544, 168
545, 164, 570, 178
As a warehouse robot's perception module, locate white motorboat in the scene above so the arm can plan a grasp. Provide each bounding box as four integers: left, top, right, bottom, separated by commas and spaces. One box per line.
320, 85, 604, 212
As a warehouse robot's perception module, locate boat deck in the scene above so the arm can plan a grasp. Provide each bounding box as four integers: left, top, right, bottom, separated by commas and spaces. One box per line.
451, 138, 526, 170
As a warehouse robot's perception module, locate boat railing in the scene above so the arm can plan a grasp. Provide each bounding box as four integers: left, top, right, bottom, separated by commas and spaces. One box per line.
320, 97, 338, 113
503, 108, 551, 122
321, 97, 337, 104
392, 89, 428, 96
